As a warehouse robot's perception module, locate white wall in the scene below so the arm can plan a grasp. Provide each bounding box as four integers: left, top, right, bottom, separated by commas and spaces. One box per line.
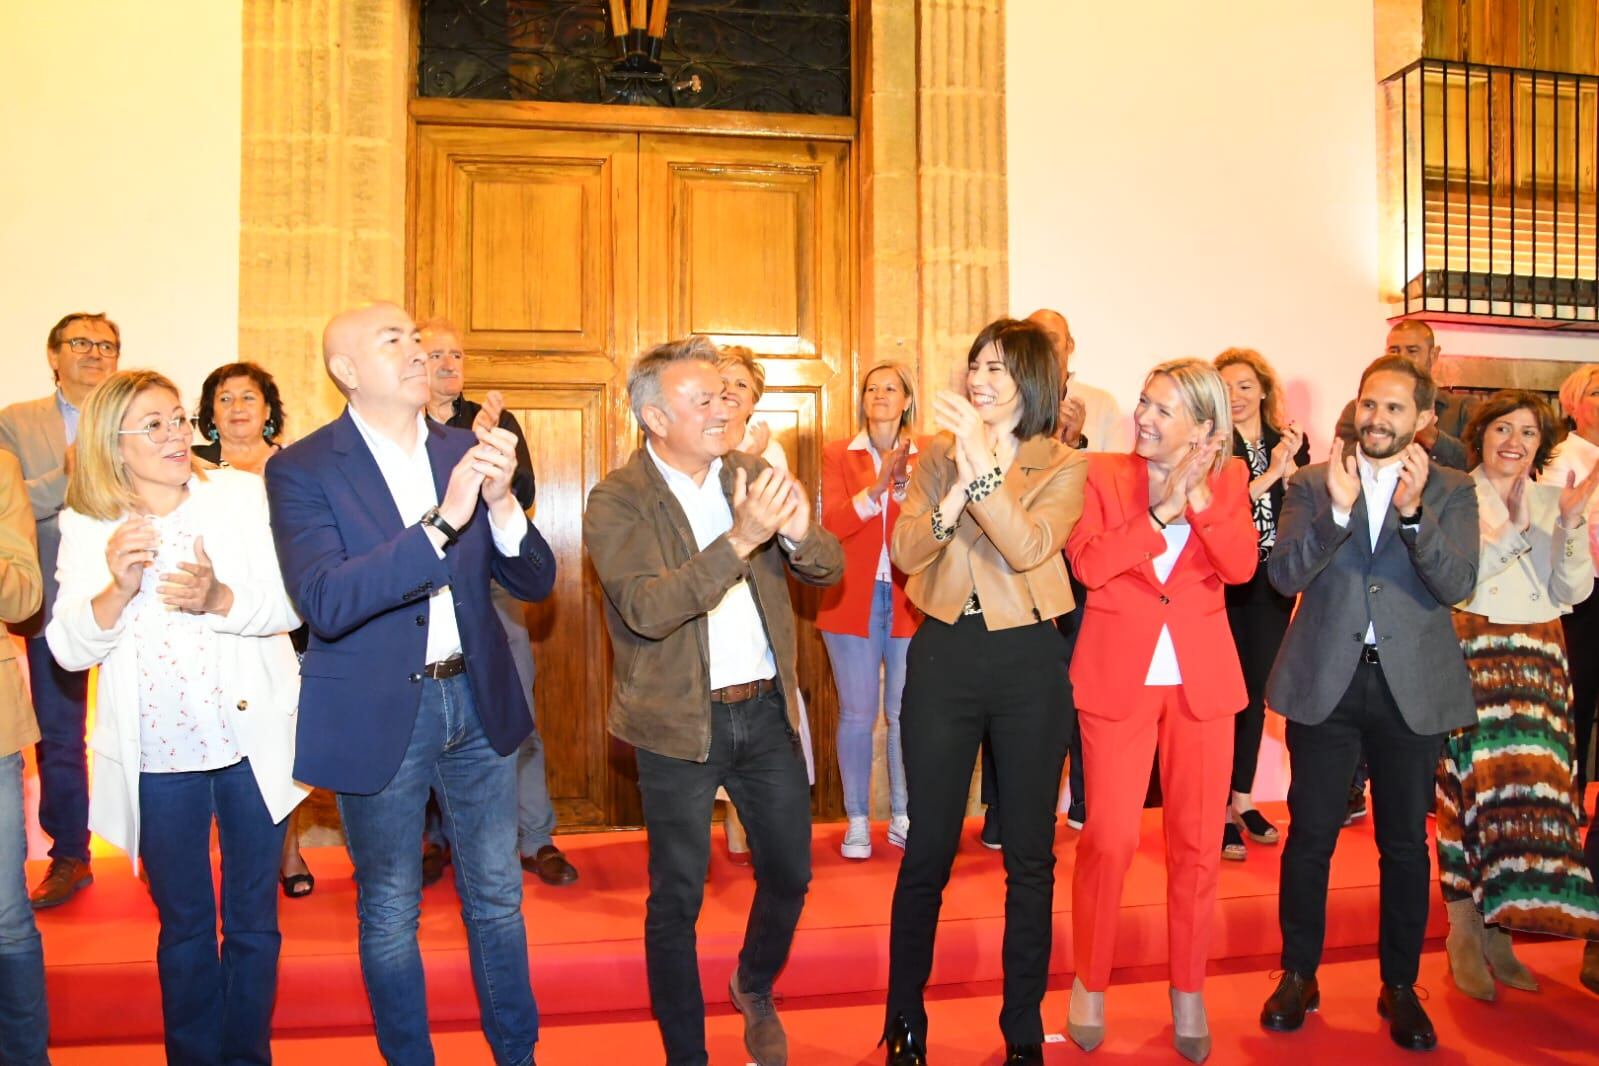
0, 1, 243, 411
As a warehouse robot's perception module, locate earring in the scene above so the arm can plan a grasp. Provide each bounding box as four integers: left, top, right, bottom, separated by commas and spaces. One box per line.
207, 427, 220, 442
263, 421, 277, 441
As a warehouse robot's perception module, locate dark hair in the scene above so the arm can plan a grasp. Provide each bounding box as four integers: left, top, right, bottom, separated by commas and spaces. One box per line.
195, 362, 286, 442
966, 318, 1059, 441
1462, 389, 1566, 475
47, 312, 120, 352
1358, 353, 1437, 414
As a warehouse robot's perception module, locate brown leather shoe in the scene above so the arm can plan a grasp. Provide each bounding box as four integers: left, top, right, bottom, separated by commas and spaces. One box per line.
729, 970, 787, 1066
521, 845, 578, 886
30, 857, 92, 909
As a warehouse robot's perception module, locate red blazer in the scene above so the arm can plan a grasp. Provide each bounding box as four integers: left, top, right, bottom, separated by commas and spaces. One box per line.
815, 433, 922, 638
1066, 453, 1257, 720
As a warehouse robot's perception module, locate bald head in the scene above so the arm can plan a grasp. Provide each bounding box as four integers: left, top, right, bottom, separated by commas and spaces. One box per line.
1025, 308, 1074, 368
1385, 319, 1439, 373
321, 302, 429, 415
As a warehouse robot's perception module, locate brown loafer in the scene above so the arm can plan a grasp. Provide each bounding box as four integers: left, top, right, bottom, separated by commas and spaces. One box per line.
30, 857, 92, 909
521, 845, 578, 886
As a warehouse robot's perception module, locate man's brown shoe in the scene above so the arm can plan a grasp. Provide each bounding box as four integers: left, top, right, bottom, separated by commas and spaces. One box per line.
30, 857, 91, 909
729, 970, 787, 1066
521, 845, 578, 886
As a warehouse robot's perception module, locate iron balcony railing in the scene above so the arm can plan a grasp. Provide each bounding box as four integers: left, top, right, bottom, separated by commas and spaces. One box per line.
1383, 59, 1599, 324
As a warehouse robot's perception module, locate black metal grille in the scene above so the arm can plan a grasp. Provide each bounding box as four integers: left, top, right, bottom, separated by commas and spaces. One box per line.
1383, 59, 1599, 323
418, 0, 851, 115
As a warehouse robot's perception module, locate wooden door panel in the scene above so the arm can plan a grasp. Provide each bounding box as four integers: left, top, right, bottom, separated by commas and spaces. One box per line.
468, 177, 586, 334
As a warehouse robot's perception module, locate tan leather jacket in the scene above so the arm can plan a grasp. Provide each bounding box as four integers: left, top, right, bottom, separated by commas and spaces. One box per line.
0, 451, 43, 758
892, 433, 1087, 629
584, 447, 844, 762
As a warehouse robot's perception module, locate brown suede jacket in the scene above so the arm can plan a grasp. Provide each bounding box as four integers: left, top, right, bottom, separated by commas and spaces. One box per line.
583, 446, 844, 762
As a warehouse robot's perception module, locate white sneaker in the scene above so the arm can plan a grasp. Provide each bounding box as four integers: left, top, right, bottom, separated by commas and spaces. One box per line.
841, 816, 872, 859
887, 815, 910, 849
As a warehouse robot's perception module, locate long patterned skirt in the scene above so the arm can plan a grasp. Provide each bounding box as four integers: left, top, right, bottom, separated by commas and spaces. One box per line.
1435, 612, 1599, 939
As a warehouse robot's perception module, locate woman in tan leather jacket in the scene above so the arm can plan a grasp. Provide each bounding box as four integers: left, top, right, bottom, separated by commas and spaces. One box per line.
880, 318, 1087, 1066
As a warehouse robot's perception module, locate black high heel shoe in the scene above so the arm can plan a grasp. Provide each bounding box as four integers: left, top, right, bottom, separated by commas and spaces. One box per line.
880, 1013, 928, 1065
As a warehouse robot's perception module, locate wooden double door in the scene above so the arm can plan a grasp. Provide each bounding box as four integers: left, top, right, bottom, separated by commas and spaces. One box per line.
411, 110, 855, 827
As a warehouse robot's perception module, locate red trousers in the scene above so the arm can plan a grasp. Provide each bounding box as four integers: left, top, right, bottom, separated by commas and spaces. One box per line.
1072, 687, 1235, 991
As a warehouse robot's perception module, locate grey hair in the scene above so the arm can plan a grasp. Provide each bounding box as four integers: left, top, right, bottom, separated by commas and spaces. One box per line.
628, 335, 722, 426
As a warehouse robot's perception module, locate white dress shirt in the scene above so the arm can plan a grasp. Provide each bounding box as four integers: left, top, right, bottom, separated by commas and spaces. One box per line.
646, 442, 776, 689
1331, 451, 1404, 644
347, 406, 529, 664
1144, 523, 1191, 685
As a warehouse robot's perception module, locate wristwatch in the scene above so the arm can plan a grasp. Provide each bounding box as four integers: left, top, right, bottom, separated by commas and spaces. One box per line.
1399, 501, 1423, 528
420, 505, 460, 544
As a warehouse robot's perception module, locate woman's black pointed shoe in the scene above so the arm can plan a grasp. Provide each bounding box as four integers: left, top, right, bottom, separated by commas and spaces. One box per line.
881, 1013, 928, 1065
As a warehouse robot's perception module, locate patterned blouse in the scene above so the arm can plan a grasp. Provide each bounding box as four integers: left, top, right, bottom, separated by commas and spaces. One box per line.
1244, 437, 1276, 558
128, 499, 240, 774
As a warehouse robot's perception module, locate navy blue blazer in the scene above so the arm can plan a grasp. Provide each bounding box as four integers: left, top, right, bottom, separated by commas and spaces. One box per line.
265, 410, 556, 794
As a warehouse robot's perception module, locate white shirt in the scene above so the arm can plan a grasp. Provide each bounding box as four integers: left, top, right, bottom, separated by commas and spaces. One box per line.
646, 442, 777, 689
1067, 376, 1132, 453
130, 491, 240, 773
1545, 431, 1599, 565
1331, 451, 1405, 644
1143, 524, 1191, 686
347, 406, 530, 664
847, 431, 919, 582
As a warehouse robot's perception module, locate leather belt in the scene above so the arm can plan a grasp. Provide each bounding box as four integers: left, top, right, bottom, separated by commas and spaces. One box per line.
1361, 644, 1381, 665
423, 655, 467, 680
711, 677, 776, 704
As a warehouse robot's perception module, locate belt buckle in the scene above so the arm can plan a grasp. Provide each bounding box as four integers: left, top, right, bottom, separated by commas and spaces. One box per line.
1361, 644, 1380, 665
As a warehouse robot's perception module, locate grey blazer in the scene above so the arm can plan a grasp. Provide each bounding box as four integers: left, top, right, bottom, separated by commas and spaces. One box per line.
0, 395, 69, 635
1265, 460, 1479, 735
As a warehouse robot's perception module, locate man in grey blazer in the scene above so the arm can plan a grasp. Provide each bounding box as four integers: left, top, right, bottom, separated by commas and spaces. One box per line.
1259, 354, 1478, 1052
0, 311, 121, 908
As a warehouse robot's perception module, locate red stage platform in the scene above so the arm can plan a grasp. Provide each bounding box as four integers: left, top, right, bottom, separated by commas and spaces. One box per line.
37, 802, 1599, 1062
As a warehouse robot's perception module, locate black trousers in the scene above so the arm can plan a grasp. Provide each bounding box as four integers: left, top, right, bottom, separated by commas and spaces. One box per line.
1225, 573, 1294, 797
635, 690, 812, 1066
886, 614, 1072, 1045
1279, 660, 1445, 984
981, 595, 1083, 811
1564, 594, 1599, 813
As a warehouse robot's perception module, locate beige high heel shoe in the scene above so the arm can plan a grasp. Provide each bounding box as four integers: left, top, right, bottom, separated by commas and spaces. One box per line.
1169, 988, 1211, 1064
1067, 976, 1105, 1052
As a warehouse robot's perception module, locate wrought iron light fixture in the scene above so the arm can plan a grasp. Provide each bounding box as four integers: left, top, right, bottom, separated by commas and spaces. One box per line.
606, 0, 702, 103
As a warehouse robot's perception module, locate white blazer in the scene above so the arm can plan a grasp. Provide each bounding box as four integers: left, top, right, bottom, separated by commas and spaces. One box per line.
46, 469, 308, 870
1461, 467, 1595, 624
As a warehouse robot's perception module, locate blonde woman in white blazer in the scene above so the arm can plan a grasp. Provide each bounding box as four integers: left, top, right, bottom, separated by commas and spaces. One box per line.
45, 369, 306, 1066
1435, 390, 1599, 1003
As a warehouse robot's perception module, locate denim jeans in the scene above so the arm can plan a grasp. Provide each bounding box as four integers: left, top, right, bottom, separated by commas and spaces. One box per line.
338, 674, 536, 1066
821, 580, 909, 819
422, 726, 555, 857
139, 757, 287, 1066
634, 690, 812, 1066
27, 638, 90, 862
0, 751, 48, 1065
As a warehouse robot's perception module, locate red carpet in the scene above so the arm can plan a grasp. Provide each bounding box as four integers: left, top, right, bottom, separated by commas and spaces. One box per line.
38, 801, 1599, 1061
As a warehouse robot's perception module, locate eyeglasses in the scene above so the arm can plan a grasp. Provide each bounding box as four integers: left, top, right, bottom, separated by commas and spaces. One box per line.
117, 415, 192, 445
61, 338, 120, 355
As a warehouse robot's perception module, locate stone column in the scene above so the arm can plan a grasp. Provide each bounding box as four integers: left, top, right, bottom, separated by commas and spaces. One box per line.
239, 0, 411, 433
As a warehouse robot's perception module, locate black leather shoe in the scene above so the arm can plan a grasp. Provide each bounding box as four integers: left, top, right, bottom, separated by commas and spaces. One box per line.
1260, 970, 1319, 1032
880, 1013, 928, 1065
421, 842, 451, 888
1003, 1043, 1043, 1064
981, 806, 1002, 850
1377, 984, 1437, 1052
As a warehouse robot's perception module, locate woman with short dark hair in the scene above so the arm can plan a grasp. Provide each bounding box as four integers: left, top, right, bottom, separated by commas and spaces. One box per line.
191, 362, 286, 474
882, 318, 1087, 1065
1436, 389, 1599, 1001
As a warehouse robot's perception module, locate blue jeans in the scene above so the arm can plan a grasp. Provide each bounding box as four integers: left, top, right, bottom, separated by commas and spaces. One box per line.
635, 690, 812, 1066
139, 758, 286, 1066
822, 581, 909, 819
26, 638, 90, 862
0, 751, 47, 1065
338, 674, 536, 1066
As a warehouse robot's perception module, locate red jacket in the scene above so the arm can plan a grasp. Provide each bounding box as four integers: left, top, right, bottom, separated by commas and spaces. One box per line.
816, 433, 922, 638
1066, 453, 1257, 720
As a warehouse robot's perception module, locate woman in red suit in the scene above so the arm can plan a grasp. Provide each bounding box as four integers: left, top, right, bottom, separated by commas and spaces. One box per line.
817, 361, 922, 860
1064, 358, 1258, 1063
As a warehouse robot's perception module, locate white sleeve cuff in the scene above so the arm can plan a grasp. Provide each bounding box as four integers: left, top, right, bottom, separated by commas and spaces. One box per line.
489, 507, 530, 557
1331, 506, 1351, 528
852, 488, 883, 521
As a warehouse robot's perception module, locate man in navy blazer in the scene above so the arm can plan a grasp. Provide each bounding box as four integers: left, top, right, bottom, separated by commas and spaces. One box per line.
266, 302, 555, 1066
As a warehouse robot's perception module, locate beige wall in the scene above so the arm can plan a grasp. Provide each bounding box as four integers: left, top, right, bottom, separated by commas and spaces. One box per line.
0, 1, 243, 410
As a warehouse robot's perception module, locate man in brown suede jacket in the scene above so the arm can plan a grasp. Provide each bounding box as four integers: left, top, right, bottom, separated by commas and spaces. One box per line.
584, 336, 842, 1066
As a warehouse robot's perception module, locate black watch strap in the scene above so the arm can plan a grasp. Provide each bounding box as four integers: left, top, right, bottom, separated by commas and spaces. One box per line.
1400, 501, 1423, 527
421, 506, 460, 543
